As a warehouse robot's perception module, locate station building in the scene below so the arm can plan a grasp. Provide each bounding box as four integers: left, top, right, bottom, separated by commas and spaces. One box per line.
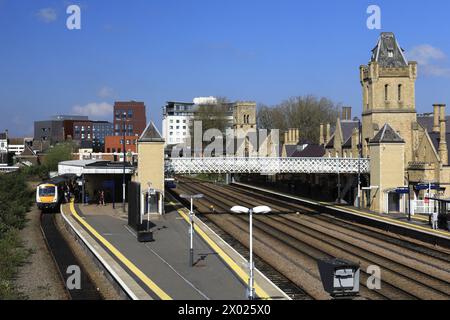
319, 32, 450, 214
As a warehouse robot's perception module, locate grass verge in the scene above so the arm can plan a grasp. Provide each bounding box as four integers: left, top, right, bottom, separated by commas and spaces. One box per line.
0, 169, 37, 299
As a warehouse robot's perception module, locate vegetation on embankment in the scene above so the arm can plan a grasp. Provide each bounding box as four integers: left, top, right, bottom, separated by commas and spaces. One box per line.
0, 170, 35, 299
0, 141, 76, 299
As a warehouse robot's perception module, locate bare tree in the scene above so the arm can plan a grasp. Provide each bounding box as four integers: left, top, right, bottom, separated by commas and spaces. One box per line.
257, 95, 340, 143
189, 97, 232, 151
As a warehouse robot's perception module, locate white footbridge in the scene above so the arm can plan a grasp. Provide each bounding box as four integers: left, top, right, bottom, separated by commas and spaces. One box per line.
165, 157, 370, 175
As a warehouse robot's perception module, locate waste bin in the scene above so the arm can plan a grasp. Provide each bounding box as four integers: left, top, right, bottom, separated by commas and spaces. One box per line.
138, 230, 154, 242
317, 258, 360, 298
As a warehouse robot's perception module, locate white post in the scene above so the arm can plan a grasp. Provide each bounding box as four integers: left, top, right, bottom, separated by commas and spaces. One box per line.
428, 183, 431, 216
189, 197, 194, 267
248, 208, 254, 300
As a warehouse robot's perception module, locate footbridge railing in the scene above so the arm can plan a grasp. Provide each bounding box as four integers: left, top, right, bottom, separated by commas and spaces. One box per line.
165, 157, 370, 175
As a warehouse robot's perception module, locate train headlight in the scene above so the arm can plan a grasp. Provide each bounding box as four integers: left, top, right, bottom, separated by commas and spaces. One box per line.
317, 258, 360, 299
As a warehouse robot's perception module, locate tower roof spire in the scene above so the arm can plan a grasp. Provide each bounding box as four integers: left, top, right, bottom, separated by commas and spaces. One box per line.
371, 32, 408, 68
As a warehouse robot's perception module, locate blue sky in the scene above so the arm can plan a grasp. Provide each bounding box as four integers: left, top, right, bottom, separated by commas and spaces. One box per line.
1, 0, 450, 136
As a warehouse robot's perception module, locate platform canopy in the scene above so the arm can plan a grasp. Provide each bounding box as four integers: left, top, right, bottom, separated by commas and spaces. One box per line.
58, 160, 135, 176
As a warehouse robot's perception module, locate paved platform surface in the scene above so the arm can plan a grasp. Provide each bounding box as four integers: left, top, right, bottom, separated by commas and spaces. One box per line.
234, 182, 450, 240
65, 202, 253, 300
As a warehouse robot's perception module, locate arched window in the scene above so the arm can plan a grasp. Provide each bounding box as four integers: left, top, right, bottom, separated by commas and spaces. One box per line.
366, 85, 369, 109
385, 84, 389, 101
398, 84, 402, 101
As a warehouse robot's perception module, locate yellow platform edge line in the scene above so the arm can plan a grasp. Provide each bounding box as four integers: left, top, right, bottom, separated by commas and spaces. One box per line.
68, 202, 172, 300
330, 204, 450, 237
172, 203, 271, 300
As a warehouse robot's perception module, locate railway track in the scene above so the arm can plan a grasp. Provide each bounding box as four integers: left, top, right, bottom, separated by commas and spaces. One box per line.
173, 177, 450, 300
40, 212, 102, 300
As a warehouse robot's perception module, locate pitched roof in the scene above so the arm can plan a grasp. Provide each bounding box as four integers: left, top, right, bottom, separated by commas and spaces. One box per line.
428, 132, 450, 163
370, 124, 405, 144
341, 120, 359, 141
417, 114, 450, 133
325, 120, 359, 149
285, 144, 298, 157
371, 32, 408, 68
291, 144, 325, 158
342, 137, 353, 148
325, 135, 335, 148
139, 122, 164, 143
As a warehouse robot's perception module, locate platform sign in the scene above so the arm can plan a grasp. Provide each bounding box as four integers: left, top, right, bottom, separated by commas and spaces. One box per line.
415, 183, 440, 191
395, 187, 409, 194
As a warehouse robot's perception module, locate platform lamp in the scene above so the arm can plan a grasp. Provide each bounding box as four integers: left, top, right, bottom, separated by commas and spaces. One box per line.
180, 193, 204, 267
231, 205, 272, 300
357, 119, 362, 208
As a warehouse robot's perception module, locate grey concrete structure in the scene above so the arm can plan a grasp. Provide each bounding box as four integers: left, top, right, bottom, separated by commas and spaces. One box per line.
73, 204, 248, 299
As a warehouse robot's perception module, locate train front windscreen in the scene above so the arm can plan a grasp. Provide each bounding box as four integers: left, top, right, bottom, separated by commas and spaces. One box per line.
39, 186, 56, 197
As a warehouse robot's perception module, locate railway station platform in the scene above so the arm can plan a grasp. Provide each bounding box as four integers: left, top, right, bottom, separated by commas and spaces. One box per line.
60, 199, 288, 300
233, 182, 450, 245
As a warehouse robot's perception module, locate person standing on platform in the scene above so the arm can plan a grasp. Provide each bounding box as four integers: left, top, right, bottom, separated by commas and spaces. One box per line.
432, 210, 439, 230
99, 190, 106, 206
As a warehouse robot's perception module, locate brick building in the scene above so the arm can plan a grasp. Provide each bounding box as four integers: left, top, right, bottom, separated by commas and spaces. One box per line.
105, 136, 138, 154
114, 101, 147, 137
34, 115, 89, 145
73, 120, 113, 152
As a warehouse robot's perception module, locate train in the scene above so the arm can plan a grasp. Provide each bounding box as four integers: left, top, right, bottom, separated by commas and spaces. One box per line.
165, 177, 177, 189
36, 174, 76, 212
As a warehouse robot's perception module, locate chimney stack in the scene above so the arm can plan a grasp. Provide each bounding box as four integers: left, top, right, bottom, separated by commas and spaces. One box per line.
433, 104, 440, 133
319, 124, 324, 145
341, 107, 352, 121
325, 123, 331, 144
439, 104, 448, 165
285, 128, 300, 145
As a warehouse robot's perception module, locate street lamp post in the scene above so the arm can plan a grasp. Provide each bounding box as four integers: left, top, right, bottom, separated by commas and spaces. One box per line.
231, 205, 271, 300
357, 119, 362, 208
122, 112, 127, 213
180, 194, 204, 267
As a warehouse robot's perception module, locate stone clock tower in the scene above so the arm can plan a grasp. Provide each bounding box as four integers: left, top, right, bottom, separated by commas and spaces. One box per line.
360, 32, 418, 165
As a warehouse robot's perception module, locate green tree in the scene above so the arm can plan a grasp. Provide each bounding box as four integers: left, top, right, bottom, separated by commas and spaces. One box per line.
43, 141, 78, 171
0, 170, 33, 299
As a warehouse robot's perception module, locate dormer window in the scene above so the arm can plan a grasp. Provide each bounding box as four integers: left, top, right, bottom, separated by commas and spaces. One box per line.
388, 50, 394, 58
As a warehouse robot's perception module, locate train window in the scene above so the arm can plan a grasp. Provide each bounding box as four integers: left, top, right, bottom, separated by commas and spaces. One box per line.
39, 186, 55, 196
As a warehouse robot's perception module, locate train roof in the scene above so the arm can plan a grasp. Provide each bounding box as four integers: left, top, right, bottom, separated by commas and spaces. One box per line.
39, 174, 77, 186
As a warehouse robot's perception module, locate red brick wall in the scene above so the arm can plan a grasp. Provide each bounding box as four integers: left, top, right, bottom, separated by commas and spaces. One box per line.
113, 101, 147, 137
104, 136, 138, 153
